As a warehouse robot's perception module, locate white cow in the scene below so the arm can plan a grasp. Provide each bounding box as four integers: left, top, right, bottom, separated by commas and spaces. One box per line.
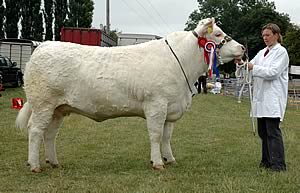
16, 18, 245, 172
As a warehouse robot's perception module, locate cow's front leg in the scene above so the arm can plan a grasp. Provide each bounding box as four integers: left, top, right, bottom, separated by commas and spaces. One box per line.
145, 102, 167, 170
162, 121, 176, 165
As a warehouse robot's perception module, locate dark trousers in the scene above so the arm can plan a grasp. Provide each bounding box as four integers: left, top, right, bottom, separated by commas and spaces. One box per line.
257, 117, 286, 170
197, 76, 207, 94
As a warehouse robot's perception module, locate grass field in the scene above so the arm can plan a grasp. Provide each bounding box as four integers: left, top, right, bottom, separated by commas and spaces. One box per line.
0, 88, 299, 193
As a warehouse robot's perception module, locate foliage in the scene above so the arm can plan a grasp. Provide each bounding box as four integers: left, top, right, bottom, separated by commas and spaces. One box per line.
185, 0, 294, 73
32, 13, 44, 41
284, 24, 300, 66
44, 0, 54, 40
0, 2, 4, 39
65, 0, 94, 28
54, 0, 68, 40
4, 0, 21, 38
0, 88, 299, 193
0, 0, 94, 41
20, 0, 43, 41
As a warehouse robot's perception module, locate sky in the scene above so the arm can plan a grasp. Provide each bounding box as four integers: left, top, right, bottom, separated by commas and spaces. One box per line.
92, 0, 300, 38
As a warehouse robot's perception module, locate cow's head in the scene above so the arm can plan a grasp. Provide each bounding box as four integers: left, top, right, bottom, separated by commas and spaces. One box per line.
194, 18, 245, 63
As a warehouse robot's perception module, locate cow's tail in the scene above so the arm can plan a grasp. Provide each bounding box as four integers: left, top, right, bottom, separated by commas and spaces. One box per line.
16, 102, 32, 132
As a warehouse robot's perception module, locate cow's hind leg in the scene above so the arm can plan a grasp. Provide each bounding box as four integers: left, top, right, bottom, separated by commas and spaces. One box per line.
144, 101, 167, 170
28, 109, 54, 173
162, 121, 176, 165
44, 110, 64, 168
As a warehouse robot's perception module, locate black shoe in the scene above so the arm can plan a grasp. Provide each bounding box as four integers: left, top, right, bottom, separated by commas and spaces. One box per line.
270, 165, 286, 172
259, 162, 270, 169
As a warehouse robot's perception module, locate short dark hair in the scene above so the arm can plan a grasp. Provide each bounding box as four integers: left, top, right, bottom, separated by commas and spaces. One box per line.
261, 23, 283, 43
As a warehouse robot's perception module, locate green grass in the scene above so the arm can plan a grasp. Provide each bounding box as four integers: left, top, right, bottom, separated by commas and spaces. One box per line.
0, 88, 299, 193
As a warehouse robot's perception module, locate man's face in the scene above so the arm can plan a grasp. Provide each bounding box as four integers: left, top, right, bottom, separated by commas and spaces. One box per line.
262, 29, 278, 47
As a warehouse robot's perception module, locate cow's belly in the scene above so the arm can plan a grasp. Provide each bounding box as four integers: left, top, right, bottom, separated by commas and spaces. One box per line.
56, 99, 145, 122
54, 78, 191, 122
58, 92, 190, 123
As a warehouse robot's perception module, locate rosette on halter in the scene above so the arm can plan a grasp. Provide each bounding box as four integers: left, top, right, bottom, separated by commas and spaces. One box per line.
198, 37, 219, 78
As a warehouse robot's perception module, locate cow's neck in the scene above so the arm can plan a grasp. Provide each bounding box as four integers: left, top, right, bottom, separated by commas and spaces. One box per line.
166, 31, 208, 90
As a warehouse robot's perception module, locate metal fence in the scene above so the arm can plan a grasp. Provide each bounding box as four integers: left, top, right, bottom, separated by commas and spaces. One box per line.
222, 78, 250, 98
218, 78, 300, 108
288, 79, 300, 108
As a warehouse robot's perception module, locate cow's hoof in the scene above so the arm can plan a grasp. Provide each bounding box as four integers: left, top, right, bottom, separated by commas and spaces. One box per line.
163, 157, 176, 165
31, 167, 42, 173
46, 160, 59, 168
152, 164, 165, 171
165, 160, 177, 165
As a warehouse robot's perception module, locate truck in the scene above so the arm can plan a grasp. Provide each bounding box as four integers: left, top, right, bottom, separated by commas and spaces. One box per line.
60, 27, 117, 47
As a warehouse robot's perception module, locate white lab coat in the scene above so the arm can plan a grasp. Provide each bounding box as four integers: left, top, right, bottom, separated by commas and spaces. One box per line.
250, 43, 289, 121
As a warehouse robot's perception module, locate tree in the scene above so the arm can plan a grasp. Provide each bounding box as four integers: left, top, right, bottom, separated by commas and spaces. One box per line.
32, 12, 44, 41
54, 0, 68, 40
285, 24, 300, 66
44, 0, 54, 40
20, 0, 43, 41
237, 2, 290, 58
5, 0, 21, 38
65, 0, 94, 28
0, 2, 5, 39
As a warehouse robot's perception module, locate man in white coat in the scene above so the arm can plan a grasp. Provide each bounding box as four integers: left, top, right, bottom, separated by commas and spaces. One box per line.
247, 23, 289, 172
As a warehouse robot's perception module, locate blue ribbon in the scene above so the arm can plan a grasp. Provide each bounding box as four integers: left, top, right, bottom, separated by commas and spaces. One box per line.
213, 49, 220, 78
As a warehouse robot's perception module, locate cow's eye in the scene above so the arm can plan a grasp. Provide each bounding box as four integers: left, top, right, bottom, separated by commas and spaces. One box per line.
215, 33, 222, 37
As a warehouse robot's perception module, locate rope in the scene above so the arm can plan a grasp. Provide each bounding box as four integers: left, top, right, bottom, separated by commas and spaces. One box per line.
235, 59, 256, 135
235, 60, 252, 102
165, 39, 193, 94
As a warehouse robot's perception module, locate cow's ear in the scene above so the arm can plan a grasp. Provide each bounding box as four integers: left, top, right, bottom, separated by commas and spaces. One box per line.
196, 18, 215, 37
206, 18, 215, 34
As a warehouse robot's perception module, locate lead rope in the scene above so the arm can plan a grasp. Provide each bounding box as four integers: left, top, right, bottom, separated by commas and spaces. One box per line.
235, 58, 256, 135
165, 39, 193, 94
